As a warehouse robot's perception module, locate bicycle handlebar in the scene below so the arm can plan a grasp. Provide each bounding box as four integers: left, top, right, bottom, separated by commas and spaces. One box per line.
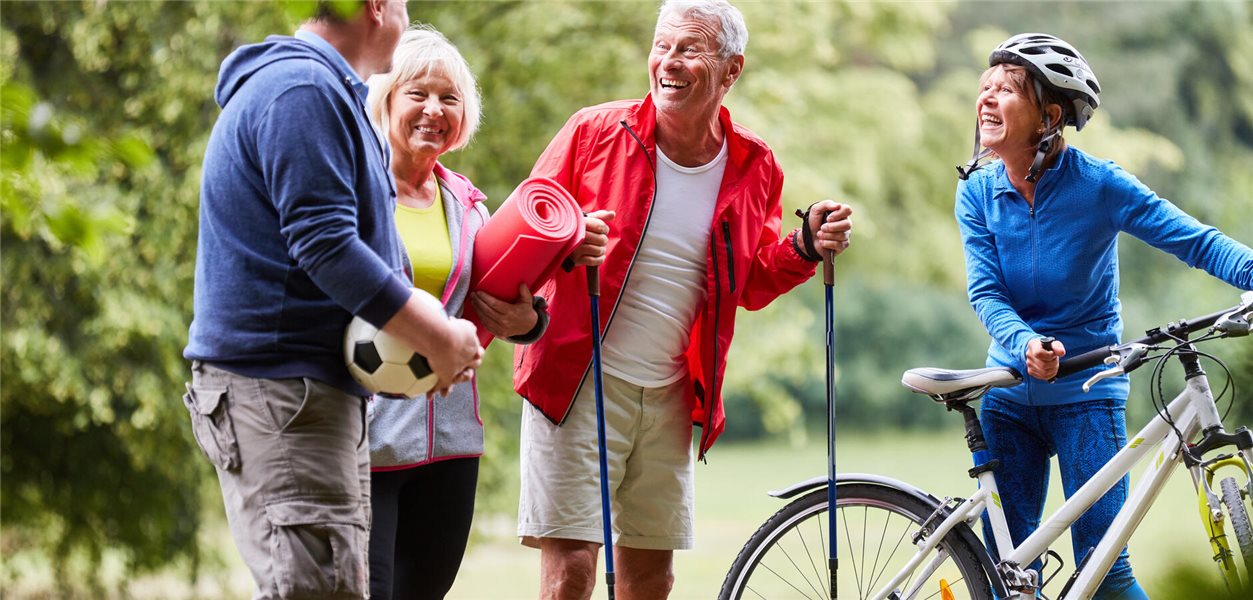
1055, 345, 1119, 379
1054, 292, 1253, 380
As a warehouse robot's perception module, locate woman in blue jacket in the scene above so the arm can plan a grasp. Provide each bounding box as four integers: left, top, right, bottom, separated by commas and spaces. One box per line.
955, 33, 1253, 599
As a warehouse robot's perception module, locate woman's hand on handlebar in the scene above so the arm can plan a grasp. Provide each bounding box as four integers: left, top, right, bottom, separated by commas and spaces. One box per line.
1026, 337, 1067, 380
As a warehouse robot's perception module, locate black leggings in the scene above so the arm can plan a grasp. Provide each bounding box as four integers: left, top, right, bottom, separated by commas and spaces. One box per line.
368, 457, 479, 600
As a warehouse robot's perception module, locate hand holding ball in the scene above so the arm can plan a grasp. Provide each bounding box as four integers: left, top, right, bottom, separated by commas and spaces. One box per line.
343, 316, 438, 398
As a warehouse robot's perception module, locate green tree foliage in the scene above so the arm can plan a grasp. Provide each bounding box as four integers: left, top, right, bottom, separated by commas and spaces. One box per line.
2, 0, 1251, 592
2, 0, 294, 589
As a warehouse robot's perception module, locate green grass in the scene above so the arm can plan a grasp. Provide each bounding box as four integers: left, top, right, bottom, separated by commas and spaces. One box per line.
449, 429, 1225, 599
6, 429, 1228, 598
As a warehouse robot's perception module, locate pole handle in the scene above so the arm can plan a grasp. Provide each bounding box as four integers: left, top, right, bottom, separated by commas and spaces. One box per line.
587, 265, 600, 297
821, 210, 835, 286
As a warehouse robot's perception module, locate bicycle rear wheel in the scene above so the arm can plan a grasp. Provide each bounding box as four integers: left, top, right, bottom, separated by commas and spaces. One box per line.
719, 483, 992, 600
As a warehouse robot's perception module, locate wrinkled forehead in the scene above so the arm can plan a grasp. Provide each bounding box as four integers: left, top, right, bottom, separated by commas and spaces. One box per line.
654, 12, 722, 46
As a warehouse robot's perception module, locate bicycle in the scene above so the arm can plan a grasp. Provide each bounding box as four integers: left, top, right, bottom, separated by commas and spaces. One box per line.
719, 291, 1253, 600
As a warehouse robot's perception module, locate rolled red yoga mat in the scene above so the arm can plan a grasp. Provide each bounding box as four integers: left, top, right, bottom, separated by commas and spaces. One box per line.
467, 177, 584, 346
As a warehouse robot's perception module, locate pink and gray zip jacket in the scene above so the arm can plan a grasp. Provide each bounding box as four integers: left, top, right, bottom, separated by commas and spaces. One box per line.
369, 163, 545, 470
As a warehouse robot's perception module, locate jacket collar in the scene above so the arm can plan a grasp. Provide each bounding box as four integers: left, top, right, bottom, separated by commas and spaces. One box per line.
626, 94, 753, 171
432, 161, 486, 208
993, 145, 1075, 200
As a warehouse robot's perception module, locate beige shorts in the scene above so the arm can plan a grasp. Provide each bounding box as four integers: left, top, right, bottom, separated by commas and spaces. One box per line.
518, 373, 695, 550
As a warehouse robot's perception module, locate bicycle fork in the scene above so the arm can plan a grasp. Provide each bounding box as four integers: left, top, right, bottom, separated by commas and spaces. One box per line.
1190, 428, 1253, 589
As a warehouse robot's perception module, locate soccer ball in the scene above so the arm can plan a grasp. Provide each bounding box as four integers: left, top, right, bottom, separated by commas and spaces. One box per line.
343, 316, 437, 397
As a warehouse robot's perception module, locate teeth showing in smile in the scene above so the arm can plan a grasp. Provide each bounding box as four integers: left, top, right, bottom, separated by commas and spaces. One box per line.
415, 126, 442, 134
660, 78, 689, 89
980, 114, 1002, 125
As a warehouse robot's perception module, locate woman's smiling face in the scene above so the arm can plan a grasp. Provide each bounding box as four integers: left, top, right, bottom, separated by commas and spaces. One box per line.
976, 64, 1046, 156
388, 69, 464, 161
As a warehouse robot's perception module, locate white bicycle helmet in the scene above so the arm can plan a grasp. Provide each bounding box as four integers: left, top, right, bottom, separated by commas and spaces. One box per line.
989, 33, 1101, 131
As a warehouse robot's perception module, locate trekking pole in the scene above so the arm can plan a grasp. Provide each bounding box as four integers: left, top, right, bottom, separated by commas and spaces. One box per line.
822, 217, 839, 600
587, 265, 616, 600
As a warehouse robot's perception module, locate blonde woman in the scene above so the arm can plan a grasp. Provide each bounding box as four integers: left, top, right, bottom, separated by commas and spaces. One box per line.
365, 26, 546, 600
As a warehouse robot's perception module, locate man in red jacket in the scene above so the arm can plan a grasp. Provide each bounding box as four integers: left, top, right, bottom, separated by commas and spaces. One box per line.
514, 1, 852, 598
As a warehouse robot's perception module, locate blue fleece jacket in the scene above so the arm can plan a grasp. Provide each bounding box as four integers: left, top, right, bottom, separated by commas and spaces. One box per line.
956, 146, 1253, 406
185, 31, 413, 395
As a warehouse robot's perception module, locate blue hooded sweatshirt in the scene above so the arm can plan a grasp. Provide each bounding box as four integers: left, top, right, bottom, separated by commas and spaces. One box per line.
185, 31, 412, 395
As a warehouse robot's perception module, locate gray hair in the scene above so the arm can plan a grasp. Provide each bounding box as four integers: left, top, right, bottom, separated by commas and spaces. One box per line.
368, 25, 482, 153
657, 0, 748, 59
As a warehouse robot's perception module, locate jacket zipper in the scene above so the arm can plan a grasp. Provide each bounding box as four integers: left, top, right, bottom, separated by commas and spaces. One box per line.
560, 121, 660, 423
1028, 200, 1037, 406
699, 220, 735, 460
441, 183, 475, 305
427, 393, 436, 459
704, 225, 725, 462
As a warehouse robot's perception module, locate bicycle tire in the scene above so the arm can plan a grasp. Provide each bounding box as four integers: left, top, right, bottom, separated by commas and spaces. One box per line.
719, 483, 993, 600
1219, 476, 1253, 582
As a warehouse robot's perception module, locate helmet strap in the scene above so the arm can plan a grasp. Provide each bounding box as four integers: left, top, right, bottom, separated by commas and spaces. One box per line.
1026, 79, 1065, 183
1026, 128, 1060, 183
956, 121, 994, 180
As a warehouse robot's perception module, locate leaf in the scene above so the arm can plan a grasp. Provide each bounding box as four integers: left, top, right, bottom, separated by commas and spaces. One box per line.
110, 133, 154, 168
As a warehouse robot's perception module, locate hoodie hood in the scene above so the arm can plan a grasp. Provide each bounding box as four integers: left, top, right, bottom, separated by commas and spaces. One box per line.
215, 35, 343, 109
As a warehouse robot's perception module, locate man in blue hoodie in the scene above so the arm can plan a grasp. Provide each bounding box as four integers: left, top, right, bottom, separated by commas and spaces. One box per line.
182, 2, 482, 597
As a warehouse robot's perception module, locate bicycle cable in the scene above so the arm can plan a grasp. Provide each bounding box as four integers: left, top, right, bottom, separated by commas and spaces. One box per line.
1147, 347, 1187, 445
1147, 333, 1235, 446
1168, 332, 1236, 420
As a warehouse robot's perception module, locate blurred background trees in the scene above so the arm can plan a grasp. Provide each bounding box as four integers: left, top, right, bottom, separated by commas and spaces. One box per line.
2, 0, 1250, 594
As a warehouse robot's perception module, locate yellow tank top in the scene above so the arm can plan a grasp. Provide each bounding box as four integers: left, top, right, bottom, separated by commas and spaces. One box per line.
395, 184, 452, 297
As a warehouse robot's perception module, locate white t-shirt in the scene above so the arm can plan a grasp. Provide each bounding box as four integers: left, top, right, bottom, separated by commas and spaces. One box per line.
602, 141, 728, 386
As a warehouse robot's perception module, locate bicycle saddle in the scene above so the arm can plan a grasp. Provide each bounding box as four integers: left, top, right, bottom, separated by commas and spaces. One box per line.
901, 367, 1022, 402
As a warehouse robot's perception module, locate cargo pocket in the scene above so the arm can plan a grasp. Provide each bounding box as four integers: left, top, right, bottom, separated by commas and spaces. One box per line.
265, 500, 369, 599
182, 383, 241, 471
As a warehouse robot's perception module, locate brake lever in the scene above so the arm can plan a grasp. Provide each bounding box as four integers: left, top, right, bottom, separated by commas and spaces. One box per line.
1213, 290, 1253, 338
1082, 343, 1150, 393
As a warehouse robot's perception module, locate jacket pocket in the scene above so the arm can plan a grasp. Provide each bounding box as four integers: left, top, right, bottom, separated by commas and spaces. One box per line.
265, 499, 369, 599
182, 383, 241, 471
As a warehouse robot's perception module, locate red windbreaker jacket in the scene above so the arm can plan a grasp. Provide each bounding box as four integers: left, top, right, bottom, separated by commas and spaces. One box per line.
513, 95, 817, 459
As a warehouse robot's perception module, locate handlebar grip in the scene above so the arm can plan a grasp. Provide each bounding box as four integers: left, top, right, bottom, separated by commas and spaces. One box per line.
1055, 345, 1115, 380
1039, 336, 1055, 352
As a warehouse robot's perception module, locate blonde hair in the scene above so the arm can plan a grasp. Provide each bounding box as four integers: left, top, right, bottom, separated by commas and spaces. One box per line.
368, 25, 481, 152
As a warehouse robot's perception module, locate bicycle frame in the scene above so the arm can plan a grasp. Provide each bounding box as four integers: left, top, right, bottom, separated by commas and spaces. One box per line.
723, 293, 1253, 600
874, 365, 1242, 600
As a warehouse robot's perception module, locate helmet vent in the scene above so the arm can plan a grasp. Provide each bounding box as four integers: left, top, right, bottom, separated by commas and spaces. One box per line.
1046, 63, 1074, 77
1052, 46, 1079, 59
1087, 79, 1101, 94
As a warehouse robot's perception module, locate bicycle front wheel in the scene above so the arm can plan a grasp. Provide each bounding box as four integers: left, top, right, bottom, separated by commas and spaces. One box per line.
1220, 476, 1253, 584
719, 483, 992, 600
